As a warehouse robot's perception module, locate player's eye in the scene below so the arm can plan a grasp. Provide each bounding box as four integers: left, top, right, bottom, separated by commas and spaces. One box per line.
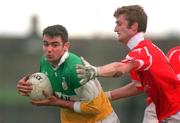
117, 22, 122, 26
51, 43, 60, 48
116, 21, 122, 26
43, 41, 49, 47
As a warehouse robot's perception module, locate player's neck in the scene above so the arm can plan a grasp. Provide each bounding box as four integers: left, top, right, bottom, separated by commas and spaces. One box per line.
51, 58, 61, 68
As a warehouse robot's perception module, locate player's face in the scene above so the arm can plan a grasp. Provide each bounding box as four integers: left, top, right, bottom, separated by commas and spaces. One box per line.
114, 14, 136, 44
42, 35, 69, 66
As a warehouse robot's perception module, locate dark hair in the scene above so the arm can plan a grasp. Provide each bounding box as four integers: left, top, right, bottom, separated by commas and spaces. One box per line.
114, 5, 147, 32
42, 25, 68, 43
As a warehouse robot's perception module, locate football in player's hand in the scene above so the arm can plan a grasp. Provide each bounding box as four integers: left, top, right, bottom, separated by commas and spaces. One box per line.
27, 72, 53, 100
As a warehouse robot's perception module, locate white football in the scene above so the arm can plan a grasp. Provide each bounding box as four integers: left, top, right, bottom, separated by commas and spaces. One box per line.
27, 72, 53, 100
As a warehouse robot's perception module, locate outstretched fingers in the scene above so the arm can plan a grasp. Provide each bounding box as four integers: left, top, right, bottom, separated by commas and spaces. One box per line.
80, 57, 90, 66
76, 64, 86, 78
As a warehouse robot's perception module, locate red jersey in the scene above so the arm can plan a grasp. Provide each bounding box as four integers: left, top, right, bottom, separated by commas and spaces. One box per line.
145, 46, 180, 107
166, 46, 180, 79
125, 39, 180, 121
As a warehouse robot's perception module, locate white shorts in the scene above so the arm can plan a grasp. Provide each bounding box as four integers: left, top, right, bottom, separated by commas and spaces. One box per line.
97, 111, 120, 123
143, 102, 158, 123
161, 111, 180, 123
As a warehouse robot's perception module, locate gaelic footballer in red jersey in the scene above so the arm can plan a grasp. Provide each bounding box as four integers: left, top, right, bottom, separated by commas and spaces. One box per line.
76, 5, 180, 122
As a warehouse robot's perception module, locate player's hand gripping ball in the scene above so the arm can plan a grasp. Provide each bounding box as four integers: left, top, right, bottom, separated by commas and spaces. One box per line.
27, 72, 53, 100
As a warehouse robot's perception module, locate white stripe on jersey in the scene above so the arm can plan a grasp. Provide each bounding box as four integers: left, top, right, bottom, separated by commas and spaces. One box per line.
144, 47, 152, 70
167, 49, 180, 61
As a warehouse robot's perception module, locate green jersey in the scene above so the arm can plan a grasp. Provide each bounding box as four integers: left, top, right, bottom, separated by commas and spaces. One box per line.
39, 52, 116, 123
40, 52, 82, 100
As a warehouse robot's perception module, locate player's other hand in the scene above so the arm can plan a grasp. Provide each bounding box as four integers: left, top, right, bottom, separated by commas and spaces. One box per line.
17, 75, 32, 96
76, 57, 98, 85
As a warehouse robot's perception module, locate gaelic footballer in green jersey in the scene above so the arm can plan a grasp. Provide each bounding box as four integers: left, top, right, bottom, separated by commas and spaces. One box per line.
40, 51, 118, 123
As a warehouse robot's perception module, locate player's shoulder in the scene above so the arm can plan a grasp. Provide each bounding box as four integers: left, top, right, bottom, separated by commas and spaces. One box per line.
40, 55, 47, 64
167, 46, 180, 54
67, 52, 82, 64
132, 39, 153, 51
64, 52, 82, 73
166, 46, 180, 58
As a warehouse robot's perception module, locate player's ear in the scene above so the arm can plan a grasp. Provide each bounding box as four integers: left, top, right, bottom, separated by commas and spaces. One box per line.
131, 22, 138, 32
63, 42, 70, 51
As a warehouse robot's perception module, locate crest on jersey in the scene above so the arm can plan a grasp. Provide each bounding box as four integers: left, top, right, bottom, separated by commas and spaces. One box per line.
45, 72, 48, 76
62, 77, 68, 90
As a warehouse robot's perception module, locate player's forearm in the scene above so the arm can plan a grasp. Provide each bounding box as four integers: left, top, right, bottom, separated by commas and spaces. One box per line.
56, 99, 101, 115
97, 62, 124, 77
56, 99, 74, 109
110, 82, 141, 101
98, 62, 136, 77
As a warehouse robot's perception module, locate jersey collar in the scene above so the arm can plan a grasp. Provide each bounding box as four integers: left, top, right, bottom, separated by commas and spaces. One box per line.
54, 51, 69, 70
127, 32, 145, 50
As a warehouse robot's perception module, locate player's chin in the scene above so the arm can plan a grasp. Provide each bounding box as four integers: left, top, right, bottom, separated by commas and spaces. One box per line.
115, 35, 121, 41
46, 57, 54, 62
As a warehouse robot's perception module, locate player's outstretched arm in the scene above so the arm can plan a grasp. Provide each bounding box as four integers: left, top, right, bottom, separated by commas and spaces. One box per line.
76, 57, 137, 83
106, 81, 142, 101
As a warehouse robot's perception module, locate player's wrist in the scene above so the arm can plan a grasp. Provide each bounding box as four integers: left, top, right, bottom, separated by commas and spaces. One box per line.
105, 91, 112, 100
93, 66, 99, 77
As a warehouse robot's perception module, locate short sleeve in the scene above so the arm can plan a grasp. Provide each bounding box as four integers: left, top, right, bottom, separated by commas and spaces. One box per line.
126, 47, 152, 71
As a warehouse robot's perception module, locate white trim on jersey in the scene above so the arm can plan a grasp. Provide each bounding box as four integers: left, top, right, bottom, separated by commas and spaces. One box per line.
143, 47, 152, 71
73, 102, 81, 113
167, 49, 180, 61
54, 51, 69, 70
177, 74, 180, 80
136, 59, 144, 70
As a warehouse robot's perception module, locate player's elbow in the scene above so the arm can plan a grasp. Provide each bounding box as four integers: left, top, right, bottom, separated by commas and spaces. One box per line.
111, 62, 125, 77
114, 62, 135, 75
73, 102, 102, 115
80, 104, 102, 115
